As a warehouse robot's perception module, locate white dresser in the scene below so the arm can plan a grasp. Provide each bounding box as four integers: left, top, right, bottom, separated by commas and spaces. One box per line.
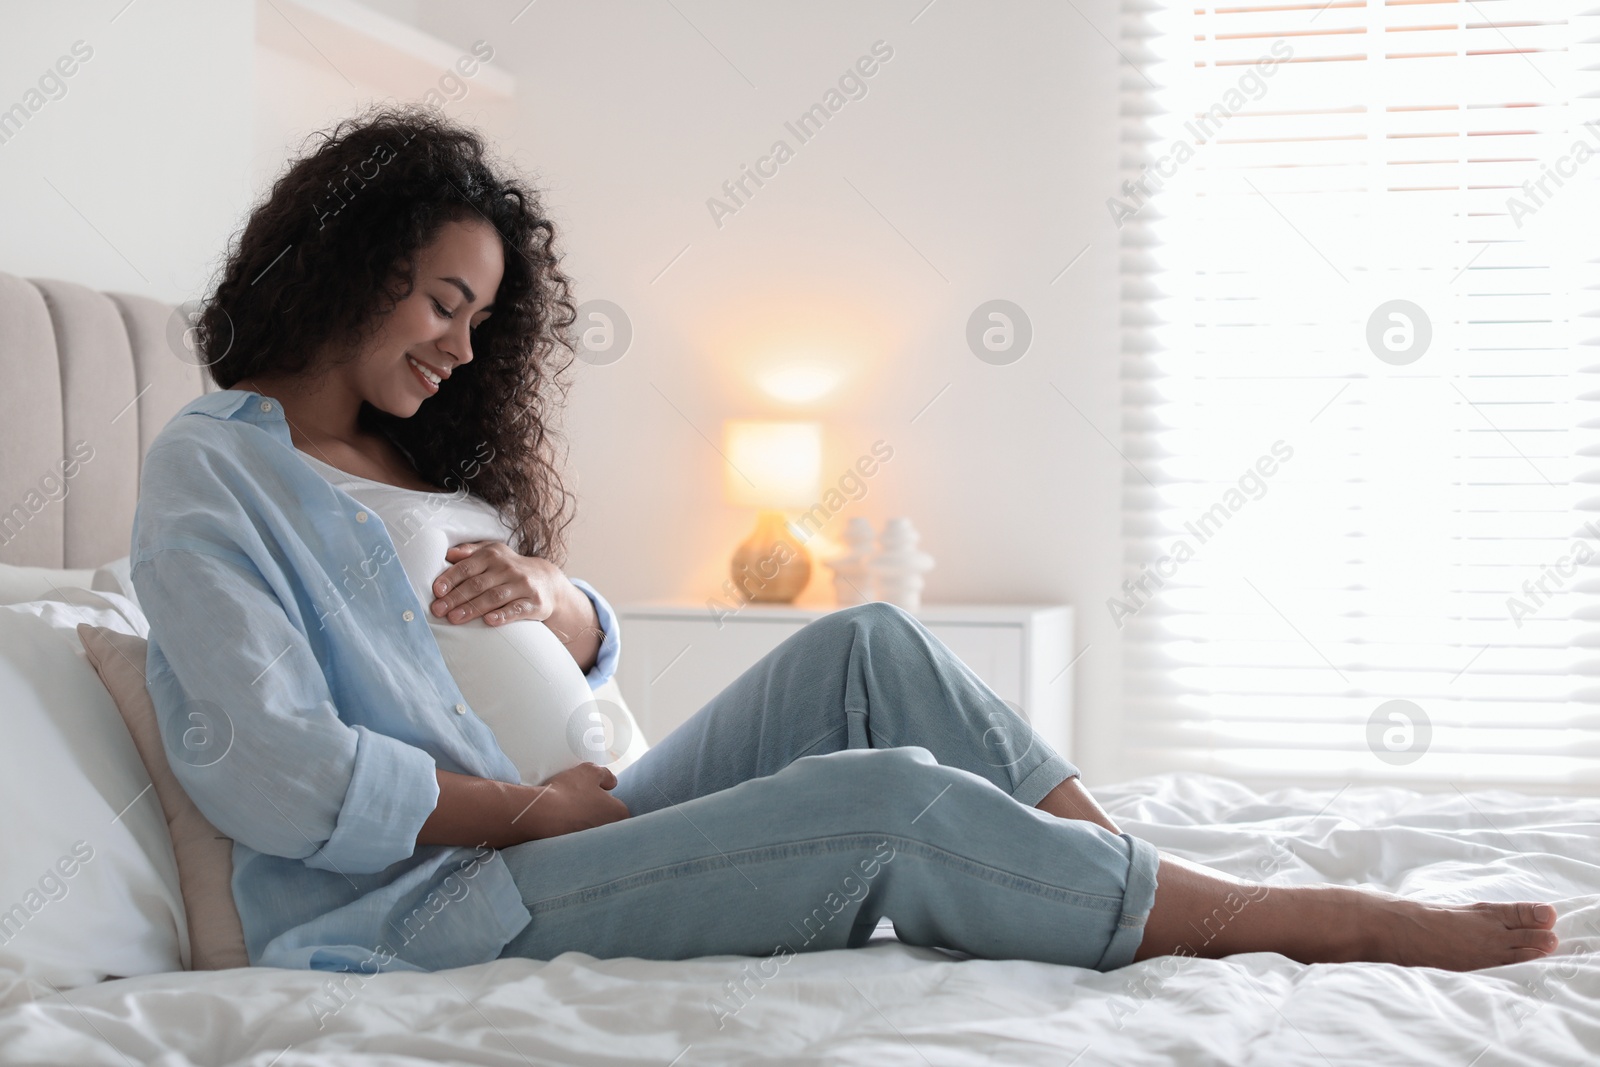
615, 601, 1076, 761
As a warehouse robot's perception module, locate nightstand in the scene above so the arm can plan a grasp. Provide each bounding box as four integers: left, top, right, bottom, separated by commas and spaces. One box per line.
615, 601, 1076, 761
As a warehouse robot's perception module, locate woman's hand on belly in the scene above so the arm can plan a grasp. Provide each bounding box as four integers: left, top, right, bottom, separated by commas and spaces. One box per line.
430, 540, 560, 626
430, 540, 604, 675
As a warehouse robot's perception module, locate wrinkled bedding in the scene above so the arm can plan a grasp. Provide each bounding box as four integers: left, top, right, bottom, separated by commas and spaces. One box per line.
2, 773, 1596, 1066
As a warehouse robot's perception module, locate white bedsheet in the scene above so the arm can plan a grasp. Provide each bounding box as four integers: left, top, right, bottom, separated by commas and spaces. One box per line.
2, 773, 1596, 1066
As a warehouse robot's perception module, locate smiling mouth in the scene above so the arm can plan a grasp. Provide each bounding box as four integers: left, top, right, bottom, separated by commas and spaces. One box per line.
407, 354, 446, 392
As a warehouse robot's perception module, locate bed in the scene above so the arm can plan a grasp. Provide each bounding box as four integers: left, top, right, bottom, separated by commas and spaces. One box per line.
2, 269, 1597, 1065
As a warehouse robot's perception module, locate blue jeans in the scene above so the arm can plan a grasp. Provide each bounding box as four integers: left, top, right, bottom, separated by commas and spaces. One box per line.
496, 602, 1160, 971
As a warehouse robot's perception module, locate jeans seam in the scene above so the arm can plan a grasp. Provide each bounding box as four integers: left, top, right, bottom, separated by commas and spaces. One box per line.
842, 706, 908, 754
521, 832, 1127, 916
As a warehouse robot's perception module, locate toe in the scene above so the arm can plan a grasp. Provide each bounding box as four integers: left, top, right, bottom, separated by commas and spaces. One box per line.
1511, 927, 1560, 954
1509, 902, 1558, 930
1506, 944, 1555, 964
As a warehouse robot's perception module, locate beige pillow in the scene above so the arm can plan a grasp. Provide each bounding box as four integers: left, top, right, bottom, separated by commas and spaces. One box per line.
76, 624, 250, 970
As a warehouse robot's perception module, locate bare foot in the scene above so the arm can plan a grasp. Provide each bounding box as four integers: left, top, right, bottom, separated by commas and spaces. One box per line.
1354, 892, 1560, 970
1135, 855, 1561, 971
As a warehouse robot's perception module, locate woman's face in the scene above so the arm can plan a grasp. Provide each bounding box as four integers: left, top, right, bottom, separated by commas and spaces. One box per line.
350, 216, 505, 418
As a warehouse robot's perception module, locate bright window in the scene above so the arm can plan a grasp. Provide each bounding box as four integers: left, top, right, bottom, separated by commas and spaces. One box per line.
1116, 0, 1600, 790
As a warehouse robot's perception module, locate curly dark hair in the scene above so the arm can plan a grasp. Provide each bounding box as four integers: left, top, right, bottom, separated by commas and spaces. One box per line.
196, 104, 580, 565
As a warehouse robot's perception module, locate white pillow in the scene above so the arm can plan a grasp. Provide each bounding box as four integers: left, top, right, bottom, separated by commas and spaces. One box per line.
0, 591, 186, 1008
0, 562, 97, 605
5, 585, 147, 641
90, 555, 139, 609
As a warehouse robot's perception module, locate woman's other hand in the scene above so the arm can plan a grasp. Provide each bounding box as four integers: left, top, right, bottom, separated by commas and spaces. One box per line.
519, 762, 631, 840
419, 765, 630, 850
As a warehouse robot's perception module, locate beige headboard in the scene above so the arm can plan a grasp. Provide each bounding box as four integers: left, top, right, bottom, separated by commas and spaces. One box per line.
0, 271, 216, 568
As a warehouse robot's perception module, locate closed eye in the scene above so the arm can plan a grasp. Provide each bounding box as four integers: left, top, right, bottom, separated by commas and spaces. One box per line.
434, 294, 489, 330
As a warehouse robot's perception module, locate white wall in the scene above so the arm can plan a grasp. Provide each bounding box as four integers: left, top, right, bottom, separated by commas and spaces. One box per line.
3, 0, 1132, 781
0, 1, 255, 301
251, 0, 516, 200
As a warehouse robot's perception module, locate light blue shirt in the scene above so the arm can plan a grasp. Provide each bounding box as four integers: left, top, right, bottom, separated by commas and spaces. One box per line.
129, 388, 620, 973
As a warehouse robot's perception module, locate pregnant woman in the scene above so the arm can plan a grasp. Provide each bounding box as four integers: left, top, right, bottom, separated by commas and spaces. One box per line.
131, 106, 1559, 978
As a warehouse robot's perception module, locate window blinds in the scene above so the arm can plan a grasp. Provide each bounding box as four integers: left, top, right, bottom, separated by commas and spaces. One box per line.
1116, 0, 1600, 790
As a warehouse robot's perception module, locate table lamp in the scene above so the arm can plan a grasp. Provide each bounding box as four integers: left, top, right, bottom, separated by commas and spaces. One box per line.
722, 419, 822, 603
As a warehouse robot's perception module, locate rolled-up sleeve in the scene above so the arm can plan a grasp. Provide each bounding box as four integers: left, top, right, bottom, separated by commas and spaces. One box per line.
569, 577, 621, 691
132, 547, 440, 875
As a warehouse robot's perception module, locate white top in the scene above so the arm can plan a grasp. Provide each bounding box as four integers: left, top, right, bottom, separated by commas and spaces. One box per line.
296, 448, 592, 787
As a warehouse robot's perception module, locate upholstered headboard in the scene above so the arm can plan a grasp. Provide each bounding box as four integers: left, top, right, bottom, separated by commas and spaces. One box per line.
0, 271, 216, 568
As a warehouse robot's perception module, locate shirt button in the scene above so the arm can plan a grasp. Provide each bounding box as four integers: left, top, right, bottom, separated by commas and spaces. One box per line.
259, 400, 273, 412
356, 511, 368, 523
402, 610, 415, 622
454, 703, 467, 716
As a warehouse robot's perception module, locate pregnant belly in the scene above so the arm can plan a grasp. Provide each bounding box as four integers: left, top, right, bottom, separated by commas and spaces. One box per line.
427, 615, 596, 786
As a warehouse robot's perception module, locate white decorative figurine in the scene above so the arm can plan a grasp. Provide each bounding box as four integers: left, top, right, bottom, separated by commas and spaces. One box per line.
870, 517, 935, 612
824, 516, 876, 606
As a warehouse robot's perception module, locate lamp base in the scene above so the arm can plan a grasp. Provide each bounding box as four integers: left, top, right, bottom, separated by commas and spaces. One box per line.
730, 510, 812, 604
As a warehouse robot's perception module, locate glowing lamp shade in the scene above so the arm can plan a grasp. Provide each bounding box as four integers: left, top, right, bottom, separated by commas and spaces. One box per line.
721, 420, 823, 604
722, 421, 822, 510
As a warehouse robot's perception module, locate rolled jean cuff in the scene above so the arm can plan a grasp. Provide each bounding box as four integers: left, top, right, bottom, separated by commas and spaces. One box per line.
1093, 833, 1161, 971
1009, 751, 1080, 810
